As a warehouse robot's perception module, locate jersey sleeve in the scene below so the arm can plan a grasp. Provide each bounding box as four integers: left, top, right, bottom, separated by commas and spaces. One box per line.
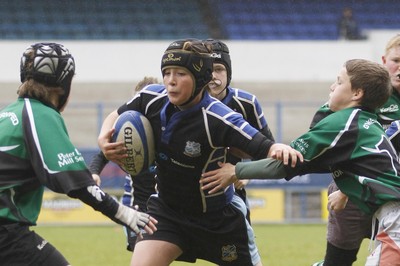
207, 104, 274, 160
245, 96, 275, 141
231, 88, 274, 141
23, 102, 95, 194
236, 109, 362, 181
118, 84, 166, 115
88, 151, 108, 175
236, 158, 287, 179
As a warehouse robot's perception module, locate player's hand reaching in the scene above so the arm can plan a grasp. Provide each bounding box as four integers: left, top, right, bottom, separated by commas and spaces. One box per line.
268, 143, 303, 167
200, 162, 237, 194
234, 179, 249, 190
115, 204, 158, 235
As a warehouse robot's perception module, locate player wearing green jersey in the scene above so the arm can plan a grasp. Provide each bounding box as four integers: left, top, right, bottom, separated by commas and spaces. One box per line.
308, 34, 400, 266
201, 59, 400, 266
0, 43, 157, 265
376, 35, 400, 128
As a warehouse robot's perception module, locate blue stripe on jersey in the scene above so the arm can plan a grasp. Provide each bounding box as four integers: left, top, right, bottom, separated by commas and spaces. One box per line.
223, 87, 267, 130
205, 98, 258, 140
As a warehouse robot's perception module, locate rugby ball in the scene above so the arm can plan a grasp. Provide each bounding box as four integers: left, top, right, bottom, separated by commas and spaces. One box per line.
111, 110, 155, 176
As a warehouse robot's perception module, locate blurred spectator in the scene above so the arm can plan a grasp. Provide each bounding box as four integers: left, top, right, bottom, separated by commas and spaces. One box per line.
338, 7, 365, 40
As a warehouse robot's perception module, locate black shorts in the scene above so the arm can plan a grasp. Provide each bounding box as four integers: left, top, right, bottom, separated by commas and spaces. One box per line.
0, 224, 69, 266
327, 182, 373, 250
142, 196, 257, 265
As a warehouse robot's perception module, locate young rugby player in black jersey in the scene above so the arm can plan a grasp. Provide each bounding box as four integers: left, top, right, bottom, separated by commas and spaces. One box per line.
0, 43, 157, 265
201, 59, 400, 266
205, 39, 275, 224
97, 39, 301, 266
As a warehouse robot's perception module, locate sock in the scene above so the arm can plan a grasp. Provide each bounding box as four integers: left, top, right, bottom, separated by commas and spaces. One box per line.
323, 241, 359, 266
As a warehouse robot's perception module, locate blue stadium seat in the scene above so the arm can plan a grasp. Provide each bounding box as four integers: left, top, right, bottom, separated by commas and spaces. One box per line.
0, 0, 400, 40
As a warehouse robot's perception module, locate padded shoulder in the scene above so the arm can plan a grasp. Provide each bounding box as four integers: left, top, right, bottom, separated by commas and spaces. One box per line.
230, 87, 256, 101
142, 84, 166, 94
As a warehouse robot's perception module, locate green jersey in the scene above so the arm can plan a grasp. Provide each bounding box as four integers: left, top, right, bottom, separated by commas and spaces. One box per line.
376, 89, 400, 129
237, 107, 400, 214
0, 98, 95, 225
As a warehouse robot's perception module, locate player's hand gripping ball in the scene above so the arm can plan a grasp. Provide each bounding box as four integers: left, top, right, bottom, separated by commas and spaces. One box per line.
112, 111, 155, 176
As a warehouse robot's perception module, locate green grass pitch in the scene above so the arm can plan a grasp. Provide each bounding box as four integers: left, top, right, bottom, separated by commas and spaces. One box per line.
34, 224, 370, 265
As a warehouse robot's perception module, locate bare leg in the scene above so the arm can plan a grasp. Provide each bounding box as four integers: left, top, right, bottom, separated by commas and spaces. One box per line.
130, 240, 182, 266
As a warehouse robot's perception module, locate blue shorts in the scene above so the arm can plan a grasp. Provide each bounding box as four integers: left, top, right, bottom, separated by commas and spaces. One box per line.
142, 195, 260, 265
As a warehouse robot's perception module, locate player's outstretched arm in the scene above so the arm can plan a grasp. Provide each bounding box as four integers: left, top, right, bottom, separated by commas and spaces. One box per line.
68, 185, 157, 235
201, 158, 289, 194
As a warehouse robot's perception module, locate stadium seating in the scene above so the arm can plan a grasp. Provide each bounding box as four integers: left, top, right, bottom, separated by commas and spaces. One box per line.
214, 0, 400, 40
0, 0, 399, 40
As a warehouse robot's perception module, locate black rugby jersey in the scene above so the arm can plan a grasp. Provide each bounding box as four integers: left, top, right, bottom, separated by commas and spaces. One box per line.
220, 87, 274, 164
118, 84, 274, 214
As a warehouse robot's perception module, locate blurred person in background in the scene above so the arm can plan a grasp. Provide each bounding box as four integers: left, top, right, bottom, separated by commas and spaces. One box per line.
337, 7, 365, 40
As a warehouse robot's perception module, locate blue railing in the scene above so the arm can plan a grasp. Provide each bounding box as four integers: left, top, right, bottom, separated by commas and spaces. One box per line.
1, 100, 328, 189
63, 100, 324, 143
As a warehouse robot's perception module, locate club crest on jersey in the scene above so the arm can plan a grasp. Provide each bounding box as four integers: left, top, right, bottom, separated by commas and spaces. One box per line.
221, 244, 238, 262
184, 141, 201, 157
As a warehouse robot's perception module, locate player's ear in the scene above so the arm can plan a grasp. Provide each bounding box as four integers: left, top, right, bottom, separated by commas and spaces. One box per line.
352, 88, 364, 101
382, 55, 387, 65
